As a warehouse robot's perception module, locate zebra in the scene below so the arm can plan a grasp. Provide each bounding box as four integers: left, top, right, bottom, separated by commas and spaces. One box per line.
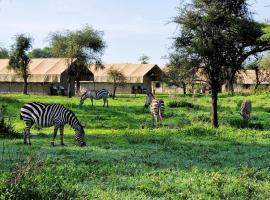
240, 100, 252, 120
144, 92, 165, 128
79, 89, 109, 107
20, 102, 86, 147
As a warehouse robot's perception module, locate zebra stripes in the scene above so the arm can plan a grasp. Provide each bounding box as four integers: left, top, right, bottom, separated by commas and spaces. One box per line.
79, 89, 109, 107
20, 102, 86, 146
145, 92, 165, 128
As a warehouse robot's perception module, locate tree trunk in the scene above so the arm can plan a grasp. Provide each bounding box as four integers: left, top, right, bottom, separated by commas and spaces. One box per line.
113, 86, 117, 99
68, 76, 72, 98
228, 78, 235, 95
255, 68, 260, 90
76, 79, 80, 95
182, 82, 186, 95
211, 84, 219, 128
23, 77, 28, 95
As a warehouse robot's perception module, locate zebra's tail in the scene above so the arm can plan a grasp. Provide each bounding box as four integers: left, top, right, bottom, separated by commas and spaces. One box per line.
20, 113, 23, 120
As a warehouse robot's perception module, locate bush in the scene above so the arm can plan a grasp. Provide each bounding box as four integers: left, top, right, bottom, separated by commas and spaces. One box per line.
0, 105, 20, 138
168, 101, 195, 108
227, 117, 264, 130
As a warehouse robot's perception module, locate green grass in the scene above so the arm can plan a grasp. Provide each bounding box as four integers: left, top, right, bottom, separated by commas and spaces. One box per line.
1, 93, 270, 199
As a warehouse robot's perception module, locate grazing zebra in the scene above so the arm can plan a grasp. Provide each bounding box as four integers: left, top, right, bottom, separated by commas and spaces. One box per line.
240, 100, 252, 120
145, 92, 165, 128
79, 89, 109, 107
20, 102, 86, 146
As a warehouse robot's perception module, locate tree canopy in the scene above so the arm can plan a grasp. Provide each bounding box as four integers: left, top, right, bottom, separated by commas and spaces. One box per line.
28, 47, 53, 58
138, 54, 150, 64
0, 47, 9, 59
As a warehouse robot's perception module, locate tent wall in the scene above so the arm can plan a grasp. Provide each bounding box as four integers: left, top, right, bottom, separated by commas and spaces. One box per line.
0, 82, 52, 94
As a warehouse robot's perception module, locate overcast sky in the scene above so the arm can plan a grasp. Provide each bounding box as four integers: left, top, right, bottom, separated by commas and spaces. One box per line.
0, 0, 269, 65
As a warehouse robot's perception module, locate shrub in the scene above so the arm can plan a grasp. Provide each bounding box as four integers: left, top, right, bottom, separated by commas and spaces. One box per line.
168, 101, 195, 108
0, 105, 20, 138
226, 117, 264, 130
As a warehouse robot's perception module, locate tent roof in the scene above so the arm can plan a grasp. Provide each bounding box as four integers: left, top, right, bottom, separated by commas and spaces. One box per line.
0, 58, 70, 82
88, 63, 162, 83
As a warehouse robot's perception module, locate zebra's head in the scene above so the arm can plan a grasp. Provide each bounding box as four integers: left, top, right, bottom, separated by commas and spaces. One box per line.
79, 93, 87, 106
75, 124, 86, 147
145, 92, 154, 107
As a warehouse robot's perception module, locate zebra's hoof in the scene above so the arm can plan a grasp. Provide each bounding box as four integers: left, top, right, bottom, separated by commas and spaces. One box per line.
60, 143, 65, 146
29, 143, 32, 146
51, 142, 55, 146
80, 142, 86, 147
24, 141, 27, 145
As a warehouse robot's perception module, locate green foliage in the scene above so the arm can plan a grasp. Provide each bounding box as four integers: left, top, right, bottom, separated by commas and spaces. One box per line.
0, 47, 9, 58
168, 100, 195, 108
49, 25, 105, 64
138, 54, 150, 64
28, 47, 53, 58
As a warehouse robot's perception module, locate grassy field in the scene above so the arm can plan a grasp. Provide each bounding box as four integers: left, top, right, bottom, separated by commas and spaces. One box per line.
1, 93, 270, 199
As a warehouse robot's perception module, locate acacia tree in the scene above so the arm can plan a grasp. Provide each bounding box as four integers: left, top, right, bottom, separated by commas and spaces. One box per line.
223, 21, 270, 94
245, 54, 270, 90
49, 25, 106, 97
107, 69, 127, 99
163, 52, 200, 95
173, 0, 268, 128
138, 54, 150, 64
0, 47, 9, 58
8, 34, 32, 94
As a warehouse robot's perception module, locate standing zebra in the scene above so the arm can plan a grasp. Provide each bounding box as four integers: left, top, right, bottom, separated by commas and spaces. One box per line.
144, 92, 165, 128
20, 102, 86, 146
79, 89, 109, 107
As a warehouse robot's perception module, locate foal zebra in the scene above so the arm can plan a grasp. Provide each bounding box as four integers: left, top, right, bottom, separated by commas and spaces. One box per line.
20, 102, 86, 146
145, 92, 165, 128
79, 89, 109, 107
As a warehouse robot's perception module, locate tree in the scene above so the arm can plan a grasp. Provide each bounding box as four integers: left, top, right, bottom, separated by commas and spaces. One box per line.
107, 69, 127, 99
245, 54, 270, 90
163, 52, 200, 95
138, 54, 150, 64
49, 25, 106, 97
173, 0, 268, 128
8, 34, 32, 94
0, 47, 9, 58
28, 47, 53, 58
223, 21, 270, 95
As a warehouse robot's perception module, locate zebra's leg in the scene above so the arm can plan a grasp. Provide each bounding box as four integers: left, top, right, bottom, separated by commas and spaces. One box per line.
60, 125, 65, 146
23, 128, 27, 144
25, 121, 33, 145
51, 125, 59, 146
152, 114, 155, 128
91, 98, 93, 107
107, 99, 109, 107
103, 98, 105, 107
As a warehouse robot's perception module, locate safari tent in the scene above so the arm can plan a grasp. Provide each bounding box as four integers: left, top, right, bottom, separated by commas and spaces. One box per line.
80, 64, 163, 94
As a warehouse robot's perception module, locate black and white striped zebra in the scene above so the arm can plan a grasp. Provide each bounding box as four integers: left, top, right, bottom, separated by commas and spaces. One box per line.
20, 102, 86, 146
145, 92, 165, 128
79, 89, 109, 107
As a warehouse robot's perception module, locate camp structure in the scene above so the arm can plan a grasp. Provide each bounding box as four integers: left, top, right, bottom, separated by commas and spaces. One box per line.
80, 64, 163, 94
0, 58, 93, 95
